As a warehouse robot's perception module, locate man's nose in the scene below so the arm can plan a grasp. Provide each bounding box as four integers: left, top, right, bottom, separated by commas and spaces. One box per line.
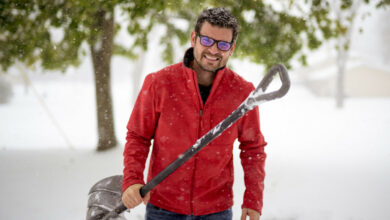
209, 43, 220, 54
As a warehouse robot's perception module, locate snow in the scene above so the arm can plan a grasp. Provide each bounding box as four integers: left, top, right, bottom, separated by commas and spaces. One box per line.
0, 62, 389, 220
1, 4, 389, 219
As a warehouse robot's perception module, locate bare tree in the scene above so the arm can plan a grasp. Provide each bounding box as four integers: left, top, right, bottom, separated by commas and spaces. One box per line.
334, 0, 361, 108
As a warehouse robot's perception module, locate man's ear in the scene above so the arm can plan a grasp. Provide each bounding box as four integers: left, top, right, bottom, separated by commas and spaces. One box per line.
229, 42, 236, 56
191, 31, 196, 47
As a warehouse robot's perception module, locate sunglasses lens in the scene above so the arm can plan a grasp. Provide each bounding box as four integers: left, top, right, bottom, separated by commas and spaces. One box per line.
198, 34, 232, 51
200, 36, 214, 47
217, 41, 231, 51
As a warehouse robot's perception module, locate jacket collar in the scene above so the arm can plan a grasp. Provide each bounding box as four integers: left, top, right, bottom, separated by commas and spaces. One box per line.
183, 48, 195, 68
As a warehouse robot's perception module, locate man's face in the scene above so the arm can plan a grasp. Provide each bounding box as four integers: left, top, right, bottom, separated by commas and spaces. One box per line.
191, 21, 235, 73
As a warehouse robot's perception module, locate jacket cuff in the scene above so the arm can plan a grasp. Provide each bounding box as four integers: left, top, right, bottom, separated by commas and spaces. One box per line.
122, 178, 145, 193
241, 200, 262, 215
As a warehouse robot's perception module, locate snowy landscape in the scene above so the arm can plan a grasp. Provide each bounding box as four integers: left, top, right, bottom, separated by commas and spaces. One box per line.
1, 4, 390, 220
1, 64, 389, 220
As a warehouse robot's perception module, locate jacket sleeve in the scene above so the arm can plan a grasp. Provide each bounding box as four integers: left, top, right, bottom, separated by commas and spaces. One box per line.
237, 105, 267, 214
122, 74, 159, 192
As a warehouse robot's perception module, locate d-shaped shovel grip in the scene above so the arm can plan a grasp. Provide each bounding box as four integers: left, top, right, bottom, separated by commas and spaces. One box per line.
258, 64, 290, 96
245, 64, 290, 109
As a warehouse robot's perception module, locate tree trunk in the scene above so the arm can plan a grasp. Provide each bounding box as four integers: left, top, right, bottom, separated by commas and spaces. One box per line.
90, 9, 117, 151
336, 39, 346, 108
335, 0, 360, 108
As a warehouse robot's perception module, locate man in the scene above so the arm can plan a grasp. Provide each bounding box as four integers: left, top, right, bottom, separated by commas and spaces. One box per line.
122, 7, 267, 220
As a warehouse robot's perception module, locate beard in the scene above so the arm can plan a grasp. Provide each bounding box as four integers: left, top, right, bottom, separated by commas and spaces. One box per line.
194, 51, 226, 73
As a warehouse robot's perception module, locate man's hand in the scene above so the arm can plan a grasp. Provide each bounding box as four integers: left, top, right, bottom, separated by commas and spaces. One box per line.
121, 184, 150, 209
241, 208, 260, 220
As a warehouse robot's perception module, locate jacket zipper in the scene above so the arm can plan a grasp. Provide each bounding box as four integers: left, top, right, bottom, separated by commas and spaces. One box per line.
190, 108, 203, 214
190, 69, 206, 214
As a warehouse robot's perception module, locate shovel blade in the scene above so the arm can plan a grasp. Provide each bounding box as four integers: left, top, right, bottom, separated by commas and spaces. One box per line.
86, 175, 126, 220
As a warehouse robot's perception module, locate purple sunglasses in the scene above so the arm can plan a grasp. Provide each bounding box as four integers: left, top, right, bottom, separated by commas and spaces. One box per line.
197, 33, 233, 51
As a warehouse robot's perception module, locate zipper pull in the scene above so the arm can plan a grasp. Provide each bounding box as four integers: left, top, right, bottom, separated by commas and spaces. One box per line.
200, 109, 203, 116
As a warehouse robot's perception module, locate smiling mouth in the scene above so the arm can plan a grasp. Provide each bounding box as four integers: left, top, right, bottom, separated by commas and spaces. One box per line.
204, 54, 220, 61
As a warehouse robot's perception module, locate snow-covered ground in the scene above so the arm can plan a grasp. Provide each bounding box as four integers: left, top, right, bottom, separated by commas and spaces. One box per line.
0, 56, 389, 220
1, 4, 390, 219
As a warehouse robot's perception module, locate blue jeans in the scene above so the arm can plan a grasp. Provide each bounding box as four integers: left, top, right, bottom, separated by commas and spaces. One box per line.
145, 203, 232, 220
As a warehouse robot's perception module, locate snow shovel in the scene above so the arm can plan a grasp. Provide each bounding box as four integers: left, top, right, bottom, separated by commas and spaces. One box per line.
86, 64, 290, 220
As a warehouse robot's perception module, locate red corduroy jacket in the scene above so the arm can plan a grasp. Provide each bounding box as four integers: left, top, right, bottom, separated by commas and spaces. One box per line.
123, 48, 267, 215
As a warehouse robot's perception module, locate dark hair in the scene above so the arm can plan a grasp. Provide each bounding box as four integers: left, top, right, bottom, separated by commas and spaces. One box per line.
195, 7, 240, 42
